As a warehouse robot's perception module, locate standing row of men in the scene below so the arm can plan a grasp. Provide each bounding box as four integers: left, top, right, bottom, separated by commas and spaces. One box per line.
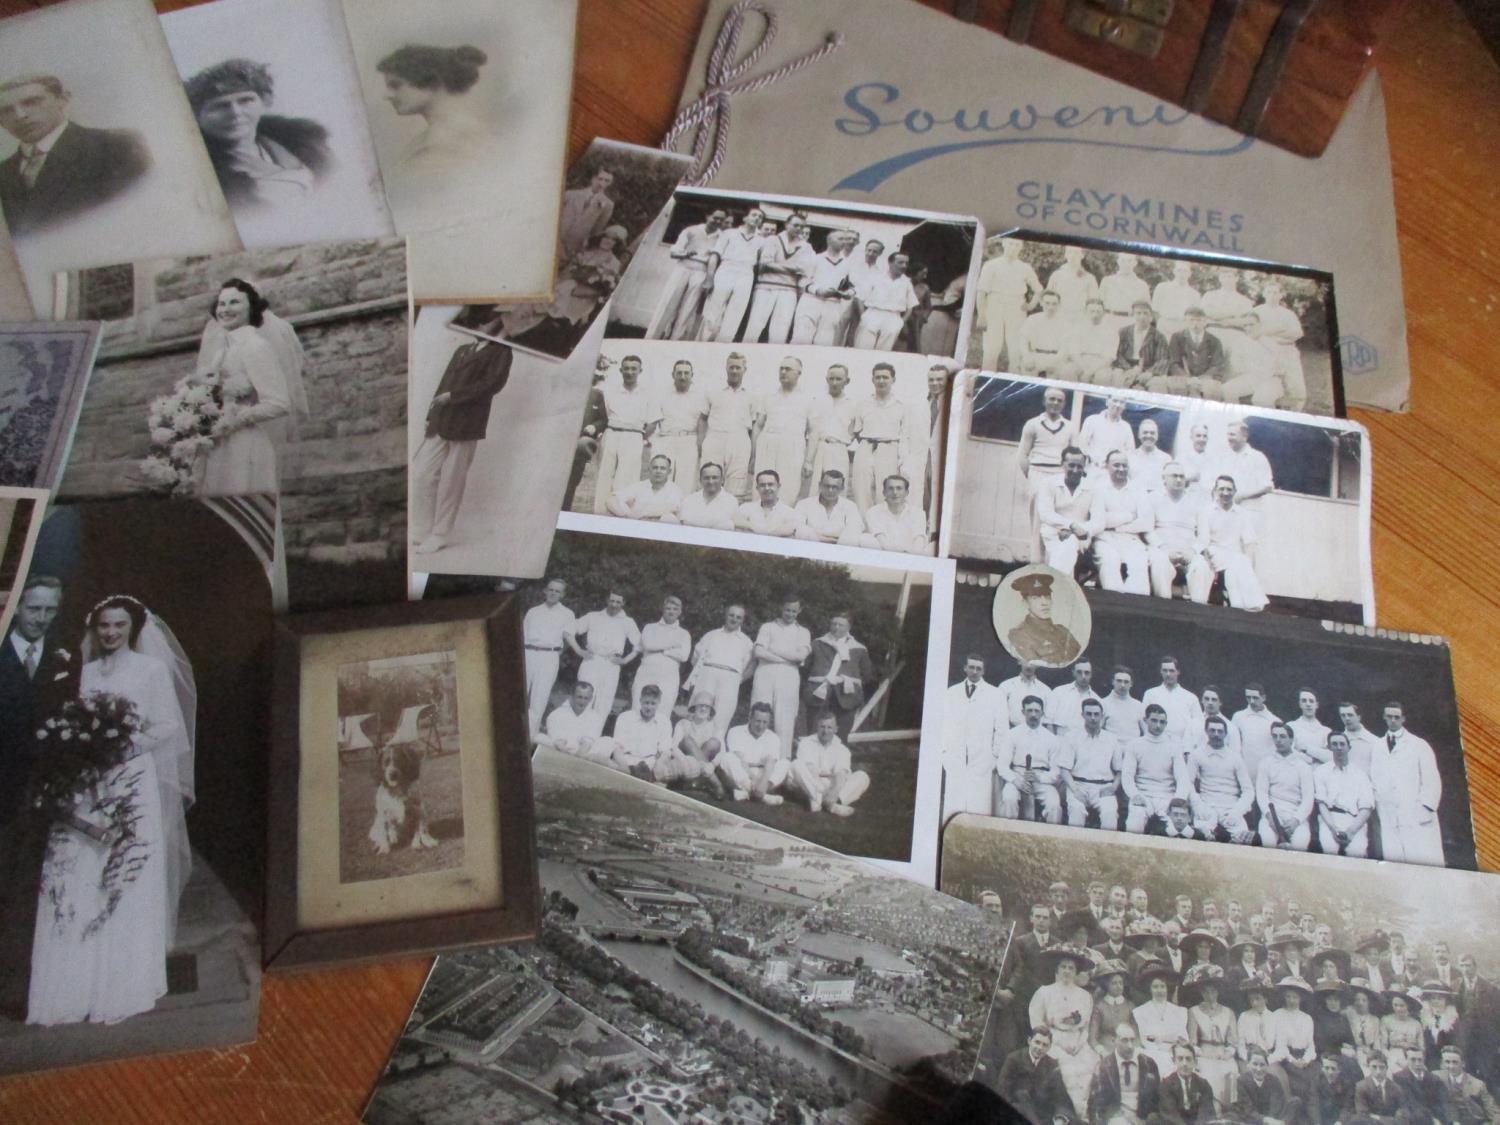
646, 206, 926, 350
944, 653, 1446, 865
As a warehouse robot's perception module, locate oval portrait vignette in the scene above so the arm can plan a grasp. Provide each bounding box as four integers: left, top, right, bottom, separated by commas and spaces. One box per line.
992, 563, 1092, 669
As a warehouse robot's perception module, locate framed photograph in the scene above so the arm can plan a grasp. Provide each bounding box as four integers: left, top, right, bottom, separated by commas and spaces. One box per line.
605, 186, 983, 359
966, 229, 1345, 417
0, 486, 47, 639
0, 322, 101, 490
941, 581, 1477, 871
266, 593, 538, 970
942, 372, 1374, 624
941, 815, 1500, 1125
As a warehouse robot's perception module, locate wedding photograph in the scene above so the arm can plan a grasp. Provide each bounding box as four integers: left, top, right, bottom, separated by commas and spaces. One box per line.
53, 237, 410, 611
941, 815, 1500, 1125
339, 0, 576, 301
942, 372, 1374, 624
162, 0, 395, 249
361, 747, 1014, 1125
565, 340, 951, 556
0, 497, 271, 1075
0, 321, 101, 489
967, 231, 1344, 417
516, 513, 955, 882
337, 649, 465, 886
943, 580, 1476, 871
447, 139, 692, 361
605, 186, 983, 358
0, 0, 239, 311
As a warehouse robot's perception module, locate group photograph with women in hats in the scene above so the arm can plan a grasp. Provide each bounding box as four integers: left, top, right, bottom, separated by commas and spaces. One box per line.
942, 816, 1500, 1125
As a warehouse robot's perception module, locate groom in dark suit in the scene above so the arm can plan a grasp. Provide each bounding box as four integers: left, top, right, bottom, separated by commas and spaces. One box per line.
0, 74, 151, 237
0, 574, 79, 1018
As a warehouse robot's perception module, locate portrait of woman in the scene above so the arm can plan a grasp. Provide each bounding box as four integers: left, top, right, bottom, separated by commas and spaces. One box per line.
193, 277, 308, 496
28, 595, 196, 1026
375, 43, 500, 175
184, 58, 333, 213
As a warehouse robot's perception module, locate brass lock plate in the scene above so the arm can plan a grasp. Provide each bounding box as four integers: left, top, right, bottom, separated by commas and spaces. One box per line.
1065, 0, 1172, 57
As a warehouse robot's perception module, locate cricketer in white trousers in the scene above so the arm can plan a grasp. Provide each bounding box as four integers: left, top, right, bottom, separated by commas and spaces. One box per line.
702, 429, 752, 497
743, 284, 800, 344
751, 664, 802, 760
791, 293, 849, 346
855, 308, 904, 350
525, 646, 562, 732
700, 263, 756, 342
652, 432, 701, 493
648, 262, 710, 340
593, 428, 645, 515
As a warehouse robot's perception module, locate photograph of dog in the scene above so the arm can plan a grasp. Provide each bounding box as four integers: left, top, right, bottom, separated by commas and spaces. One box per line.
336, 651, 465, 884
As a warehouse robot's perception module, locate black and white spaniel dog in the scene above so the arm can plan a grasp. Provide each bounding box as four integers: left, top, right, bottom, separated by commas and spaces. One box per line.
368, 742, 437, 854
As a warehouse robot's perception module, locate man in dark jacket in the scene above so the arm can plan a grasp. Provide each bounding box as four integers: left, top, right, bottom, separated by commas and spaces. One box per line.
998, 1027, 1074, 1124
1159, 1043, 1217, 1124
1086, 1024, 1160, 1124
0, 74, 150, 235
1111, 300, 1171, 389
411, 337, 513, 555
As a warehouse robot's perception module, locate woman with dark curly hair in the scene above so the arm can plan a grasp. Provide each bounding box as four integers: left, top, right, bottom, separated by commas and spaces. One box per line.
375, 43, 500, 173
184, 58, 333, 212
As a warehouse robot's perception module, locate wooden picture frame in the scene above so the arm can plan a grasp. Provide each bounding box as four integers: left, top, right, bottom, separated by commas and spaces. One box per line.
265, 593, 538, 970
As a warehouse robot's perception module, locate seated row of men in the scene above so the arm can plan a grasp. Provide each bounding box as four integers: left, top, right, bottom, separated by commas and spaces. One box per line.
944, 654, 1444, 865
608, 460, 930, 553
536, 685, 871, 815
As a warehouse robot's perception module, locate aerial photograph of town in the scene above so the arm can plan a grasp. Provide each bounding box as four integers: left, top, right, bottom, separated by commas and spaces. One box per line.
362, 749, 1013, 1124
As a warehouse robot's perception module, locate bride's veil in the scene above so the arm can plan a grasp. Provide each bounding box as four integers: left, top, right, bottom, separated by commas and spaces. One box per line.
194, 306, 310, 434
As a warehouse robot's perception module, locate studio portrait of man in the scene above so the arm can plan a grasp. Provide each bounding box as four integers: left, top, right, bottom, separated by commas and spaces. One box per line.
0, 73, 151, 236
1004, 570, 1084, 667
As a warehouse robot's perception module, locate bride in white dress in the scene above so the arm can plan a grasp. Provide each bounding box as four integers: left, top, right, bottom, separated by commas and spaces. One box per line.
197, 278, 308, 497
28, 596, 196, 1026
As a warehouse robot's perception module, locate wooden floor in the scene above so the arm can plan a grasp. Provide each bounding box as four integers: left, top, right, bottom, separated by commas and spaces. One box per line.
2, 0, 1500, 1120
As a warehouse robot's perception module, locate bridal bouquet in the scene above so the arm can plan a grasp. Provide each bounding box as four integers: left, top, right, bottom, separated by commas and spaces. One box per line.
32, 692, 151, 935
140, 371, 255, 493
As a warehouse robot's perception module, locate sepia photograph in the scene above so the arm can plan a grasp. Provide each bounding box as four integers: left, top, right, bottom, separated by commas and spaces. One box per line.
0, 322, 100, 490
0, 0, 239, 311
408, 306, 607, 582
361, 746, 1014, 1125
968, 231, 1344, 417
942, 579, 1476, 871
336, 649, 464, 886
518, 513, 955, 882
0, 497, 271, 1075
992, 563, 1092, 669
447, 138, 692, 361
53, 238, 409, 611
162, 0, 395, 249
339, 0, 576, 302
942, 815, 1500, 1125
942, 372, 1374, 624
564, 340, 953, 557
605, 186, 983, 358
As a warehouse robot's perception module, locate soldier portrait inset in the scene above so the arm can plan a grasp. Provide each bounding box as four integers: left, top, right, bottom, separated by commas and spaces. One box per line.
993, 564, 1090, 668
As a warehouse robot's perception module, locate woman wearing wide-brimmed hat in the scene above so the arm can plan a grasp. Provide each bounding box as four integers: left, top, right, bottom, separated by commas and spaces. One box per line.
1183, 964, 1237, 1108
1133, 960, 1187, 1079
1311, 978, 1364, 1085
1419, 980, 1462, 1068
1270, 977, 1318, 1102
1226, 940, 1274, 998
1311, 947, 1353, 986
1267, 925, 1314, 981
1344, 977, 1384, 1076
1088, 958, 1136, 1050
1380, 988, 1425, 1072
1029, 946, 1098, 1117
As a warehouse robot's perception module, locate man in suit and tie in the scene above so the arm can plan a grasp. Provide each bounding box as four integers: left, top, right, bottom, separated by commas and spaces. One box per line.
1153, 306, 1227, 400
0, 574, 79, 1017
1457, 953, 1500, 1094
1160, 1042, 1217, 1124
1440, 1046, 1500, 1125
1354, 1051, 1407, 1124
998, 1026, 1075, 1124
1087, 1023, 1161, 1124
1111, 299, 1171, 390
558, 167, 615, 261
411, 336, 514, 555
0, 74, 150, 237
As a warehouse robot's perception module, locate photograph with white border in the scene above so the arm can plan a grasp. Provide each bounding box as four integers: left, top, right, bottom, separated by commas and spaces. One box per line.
605, 186, 982, 358
568, 339, 954, 556
941, 815, 1500, 1125
941, 372, 1374, 624
162, 0, 396, 249
518, 511, 955, 884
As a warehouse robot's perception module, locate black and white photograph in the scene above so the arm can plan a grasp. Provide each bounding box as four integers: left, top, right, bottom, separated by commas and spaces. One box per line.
339, 0, 576, 302
162, 0, 395, 249
0, 487, 47, 641
0, 0, 239, 311
942, 579, 1476, 870
565, 340, 953, 556
408, 305, 607, 582
992, 563, 1092, 669
0, 322, 100, 490
968, 231, 1344, 417
361, 746, 1013, 1125
942, 372, 1374, 624
53, 238, 410, 611
941, 815, 1500, 1125
605, 186, 983, 358
336, 649, 464, 886
0, 497, 270, 1075
447, 138, 692, 361
514, 514, 954, 882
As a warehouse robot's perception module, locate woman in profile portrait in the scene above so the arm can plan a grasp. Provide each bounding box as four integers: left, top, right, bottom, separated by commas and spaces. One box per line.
185, 58, 333, 211
376, 43, 500, 174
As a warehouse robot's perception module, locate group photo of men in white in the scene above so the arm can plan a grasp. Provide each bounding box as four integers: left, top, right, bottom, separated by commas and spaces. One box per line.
517, 526, 945, 866
947, 817, 1500, 1125
567, 342, 950, 555
943, 375, 1372, 624
604, 187, 981, 356
942, 579, 1476, 872
968, 234, 1342, 417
